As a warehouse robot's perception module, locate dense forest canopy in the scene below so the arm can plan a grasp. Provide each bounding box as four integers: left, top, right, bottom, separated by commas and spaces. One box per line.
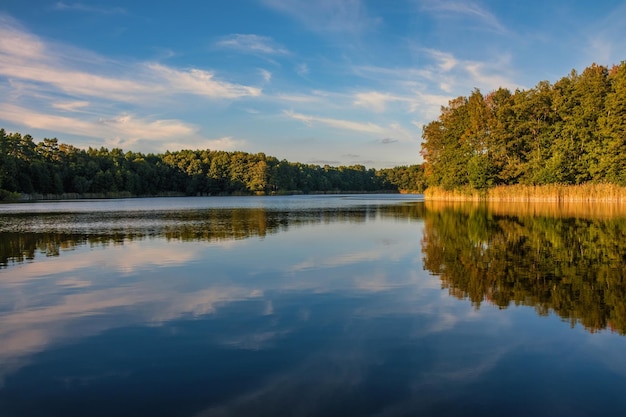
0, 129, 425, 198
421, 62, 626, 190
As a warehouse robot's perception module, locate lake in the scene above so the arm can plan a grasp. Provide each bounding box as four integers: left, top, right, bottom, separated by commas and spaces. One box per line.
1, 195, 626, 417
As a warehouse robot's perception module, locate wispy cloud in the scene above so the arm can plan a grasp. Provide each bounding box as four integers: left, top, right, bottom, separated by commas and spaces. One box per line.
0, 16, 261, 103
351, 88, 453, 122
273, 93, 322, 103
261, 0, 380, 34
147, 64, 261, 99
296, 63, 309, 77
259, 69, 272, 83
422, 48, 458, 72
0, 15, 45, 60
284, 110, 386, 134
0, 15, 263, 149
462, 56, 523, 92
353, 92, 413, 113
204, 136, 245, 151
215, 34, 289, 55
0, 103, 196, 143
53, 2, 126, 15
51, 100, 90, 112
354, 47, 521, 103
0, 102, 253, 153
418, 0, 506, 33
583, 2, 626, 67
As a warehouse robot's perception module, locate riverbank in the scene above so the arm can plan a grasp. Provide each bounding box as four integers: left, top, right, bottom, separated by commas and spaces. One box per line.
424, 184, 626, 203
8, 191, 186, 201
1, 189, 402, 202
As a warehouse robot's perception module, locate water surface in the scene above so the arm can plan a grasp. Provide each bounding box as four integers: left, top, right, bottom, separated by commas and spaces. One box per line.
1, 195, 626, 417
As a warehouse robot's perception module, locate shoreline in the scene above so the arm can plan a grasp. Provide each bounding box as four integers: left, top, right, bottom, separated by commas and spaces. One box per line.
2, 189, 403, 203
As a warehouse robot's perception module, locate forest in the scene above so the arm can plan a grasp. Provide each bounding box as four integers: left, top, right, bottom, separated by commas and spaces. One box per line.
0, 128, 425, 199
421, 61, 626, 190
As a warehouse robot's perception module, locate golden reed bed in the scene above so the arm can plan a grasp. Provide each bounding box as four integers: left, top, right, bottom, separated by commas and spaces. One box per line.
424, 184, 626, 218
425, 184, 626, 203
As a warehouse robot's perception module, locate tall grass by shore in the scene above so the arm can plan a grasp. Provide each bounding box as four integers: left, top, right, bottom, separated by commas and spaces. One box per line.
425, 199, 626, 219
425, 184, 626, 203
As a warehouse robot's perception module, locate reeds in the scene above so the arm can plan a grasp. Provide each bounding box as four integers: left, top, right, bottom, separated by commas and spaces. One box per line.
425, 184, 626, 203
425, 199, 626, 219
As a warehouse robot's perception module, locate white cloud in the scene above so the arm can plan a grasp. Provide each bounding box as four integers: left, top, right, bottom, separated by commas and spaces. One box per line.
0, 103, 105, 138
0, 15, 45, 60
0, 17, 261, 105
282, 110, 418, 147
215, 34, 289, 55
0, 57, 146, 102
0, 103, 198, 148
423, 48, 458, 72
147, 64, 262, 99
352, 89, 453, 121
353, 48, 520, 102
439, 82, 453, 93
353, 91, 414, 112
284, 110, 386, 134
98, 114, 198, 140
463, 59, 523, 92
411, 120, 425, 129
0, 15, 264, 151
205, 136, 246, 151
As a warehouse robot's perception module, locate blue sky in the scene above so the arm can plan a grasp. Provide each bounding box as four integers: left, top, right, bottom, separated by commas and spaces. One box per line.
1, 0, 625, 168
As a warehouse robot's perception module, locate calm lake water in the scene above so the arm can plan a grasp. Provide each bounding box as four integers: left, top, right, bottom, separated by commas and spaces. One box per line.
1, 195, 626, 417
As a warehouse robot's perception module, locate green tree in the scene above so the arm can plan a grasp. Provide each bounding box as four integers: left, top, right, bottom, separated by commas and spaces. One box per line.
421, 96, 472, 189
598, 62, 626, 184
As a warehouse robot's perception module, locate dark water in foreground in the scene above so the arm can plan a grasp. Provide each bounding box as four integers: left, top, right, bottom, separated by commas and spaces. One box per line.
1, 195, 626, 417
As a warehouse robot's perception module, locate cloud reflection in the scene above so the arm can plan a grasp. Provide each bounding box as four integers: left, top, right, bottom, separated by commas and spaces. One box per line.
0, 204, 433, 390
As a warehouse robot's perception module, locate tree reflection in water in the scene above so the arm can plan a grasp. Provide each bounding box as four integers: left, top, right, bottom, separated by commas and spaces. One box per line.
4, 199, 626, 335
0, 203, 425, 267
422, 201, 626, 334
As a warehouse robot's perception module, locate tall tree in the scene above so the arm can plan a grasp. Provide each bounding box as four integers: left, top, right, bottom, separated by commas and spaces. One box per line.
598, 62, 626, 184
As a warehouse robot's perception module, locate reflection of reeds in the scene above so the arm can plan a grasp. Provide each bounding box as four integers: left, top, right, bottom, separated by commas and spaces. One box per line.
425, 199, 626, 219
425, 184, 626, 204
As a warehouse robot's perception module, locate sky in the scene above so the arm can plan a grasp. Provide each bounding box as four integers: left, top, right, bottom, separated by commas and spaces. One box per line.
0, 1, 625, 168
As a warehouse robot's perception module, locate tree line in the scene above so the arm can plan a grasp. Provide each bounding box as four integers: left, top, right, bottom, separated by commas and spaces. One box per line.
421, 61, 626, 190
0, 128, 425, 198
